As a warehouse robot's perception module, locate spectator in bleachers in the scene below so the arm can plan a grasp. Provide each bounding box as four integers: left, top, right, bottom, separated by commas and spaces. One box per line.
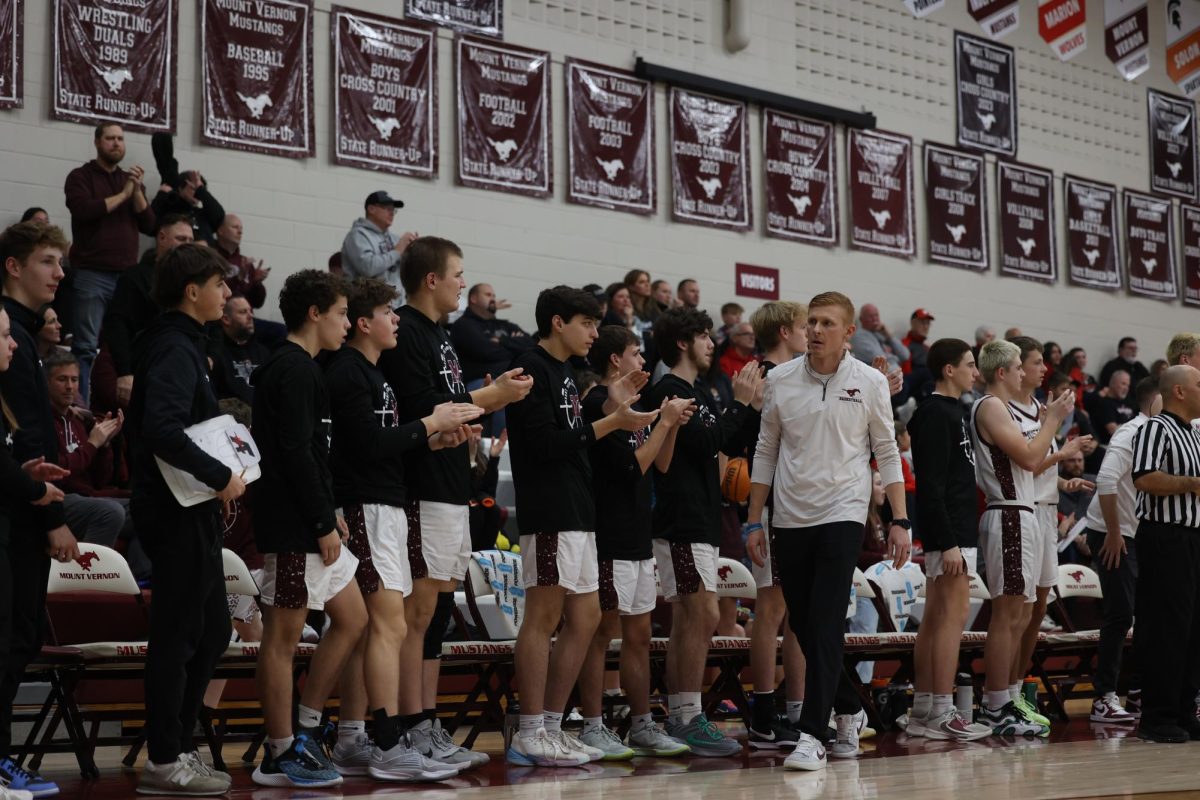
651, 279, 674, 311
150, 134, 225, 246
1066, 347, 1096, 404
676, 278, 700, 310
973, 324, 995, 354
1041, 341, 1065, 394
1056, 449, 1094, 565
451, 283, 533, 436
64, 123, 156, 401
603, 283, 638, 337
850, 303, 909, 372
624, 268, 659, 324
901, 308, 934, 401
714, 302, 743, 346
214, 215, 267, 310
1166, 332, 1200, 368
212, 295, 270, 404
1099, 337, 1150, 388
1085, 369, 1135, 445
19, 208, 49, 224
718, 322, 757, 379
340, 191, 417, 305
1151, 358, 1169, 382
37, 306, 65, 361
1004, 327, 1022, 340
1046, 371, 1100, 472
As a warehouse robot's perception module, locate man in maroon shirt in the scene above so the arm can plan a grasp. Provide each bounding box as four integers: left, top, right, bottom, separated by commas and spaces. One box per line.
63, 123, 155, 402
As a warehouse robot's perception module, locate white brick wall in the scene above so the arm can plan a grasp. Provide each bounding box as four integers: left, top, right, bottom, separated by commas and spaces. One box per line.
0, 0, 1194, 366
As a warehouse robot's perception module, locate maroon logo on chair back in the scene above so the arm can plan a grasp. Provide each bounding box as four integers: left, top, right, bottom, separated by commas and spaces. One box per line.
848, 128, 914, 259
998, 161, 1056, 283
76, 551, 100, 571
764, 109, 837, 247
0, 0, 22, 110
405, 0, 501, 39
670, 87, 751, 231
925, 142, 988, 271
1064, 175, 1120, 291
1125, 189, 1177, 301
1068, 569, 1084, 583
717, 565, 732, 581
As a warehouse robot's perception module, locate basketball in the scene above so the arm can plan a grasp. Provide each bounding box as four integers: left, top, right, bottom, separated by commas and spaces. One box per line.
722, 457, 751, 503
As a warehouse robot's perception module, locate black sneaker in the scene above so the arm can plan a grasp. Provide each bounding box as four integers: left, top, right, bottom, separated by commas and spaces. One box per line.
747, 719, 799, 750
1137, 723, 1189, 744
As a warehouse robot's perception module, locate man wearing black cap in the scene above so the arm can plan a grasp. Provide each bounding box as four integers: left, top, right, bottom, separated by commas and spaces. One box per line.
903, 308, 934, 401
341, 192, 418, 306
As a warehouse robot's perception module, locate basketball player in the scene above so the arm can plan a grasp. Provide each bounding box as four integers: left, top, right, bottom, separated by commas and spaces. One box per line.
506, 287, 660, 767
577, 325, 695, 759
326, 278, 482, 782
644, 307, 760, 758
378, 237, 531, 767
970, 339, 1073, 737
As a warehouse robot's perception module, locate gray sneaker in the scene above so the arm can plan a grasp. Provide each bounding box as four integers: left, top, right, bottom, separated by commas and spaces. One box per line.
182, 751, 231, 789
331, 732, 374, 776
410, 718, 490, 769
368, 737, 460, 783
138, 754, 232, 796
830, 711, 865, 758
672, 714, 743, 757
627, 723, 690, 757
578, 725, 635, 760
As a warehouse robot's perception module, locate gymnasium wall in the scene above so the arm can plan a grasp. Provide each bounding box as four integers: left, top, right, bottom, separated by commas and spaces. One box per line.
0, 0, 1192, 364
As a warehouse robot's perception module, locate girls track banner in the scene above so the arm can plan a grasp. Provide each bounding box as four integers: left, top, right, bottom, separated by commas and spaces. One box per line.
924, 143, 988, 271
1182, 204, 1200, 306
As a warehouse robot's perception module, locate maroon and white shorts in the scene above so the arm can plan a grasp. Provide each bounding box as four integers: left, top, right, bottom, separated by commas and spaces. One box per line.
405, 500, 472, 583
519, 531, 599, 594
652, 539, 718, 602
341, 503, 412, 597
259, 548, 358, 611
979, 505, 1038, 603
750, 526, 781, 590
598, 558, 657, 615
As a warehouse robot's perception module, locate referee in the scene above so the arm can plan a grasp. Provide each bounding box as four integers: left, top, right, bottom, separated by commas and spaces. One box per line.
1130, 365, 1200, 743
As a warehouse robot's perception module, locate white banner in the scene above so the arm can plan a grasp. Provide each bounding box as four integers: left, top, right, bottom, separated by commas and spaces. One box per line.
904, 0, 945, 17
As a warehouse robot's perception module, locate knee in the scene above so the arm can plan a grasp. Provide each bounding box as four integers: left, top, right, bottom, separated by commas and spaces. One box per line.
370, 612, 407, 646
569, 599, 602, 634
621, 619, 651, 650
593, 614, 620, 644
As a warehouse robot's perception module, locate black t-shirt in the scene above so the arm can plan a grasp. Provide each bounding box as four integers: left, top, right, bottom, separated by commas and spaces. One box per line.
908, 393, 978, 552
379, 305, 475, 506
1090, 394, 1136, 444
583, 384, 653, 561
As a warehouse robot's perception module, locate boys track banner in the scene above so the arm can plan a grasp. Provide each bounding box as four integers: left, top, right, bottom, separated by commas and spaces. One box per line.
405, 0, 500, 39
53, 0, 177, 133
201, 0, 314, 158
332, 7, 436, 178
764, 109, 837, 247
669, 87, 751, 231
1125, 189, 1177, 301
0, 0, 21, 110
1183, 204, 1200, 306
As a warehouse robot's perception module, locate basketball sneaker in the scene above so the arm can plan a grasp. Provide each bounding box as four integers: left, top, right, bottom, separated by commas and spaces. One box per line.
1124, 689, 1142, 719
627, 723, 690, 757
251, 735, 343, 788
138, 754, 231, 796
783, 732, 826, 771
747, 718, 800, 750
410, 719, 490, 769
331, 731, 374, 776
900, 713, 927, 737
978, 702, 1049, 737
671, 714, 742, 757
1013, 694, 1050, 728
578, 725, 635, 760
368, 738, 460, 782
923, 708, 992, 741
1090, 693, 1136, 724
0, 787, 32, 800
829, 710, 865, 758
554, 729, 605, 762
505, 728, 590, 767
0, 759, 58, 798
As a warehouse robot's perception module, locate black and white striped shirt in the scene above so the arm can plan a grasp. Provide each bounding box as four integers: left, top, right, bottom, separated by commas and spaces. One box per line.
1132, 411, 1200, 528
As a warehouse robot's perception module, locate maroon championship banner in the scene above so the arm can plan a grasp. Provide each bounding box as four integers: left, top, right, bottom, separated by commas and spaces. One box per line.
998, 161, 1056, 283
848, 128, 914, 259
0, 0, 21, 110
456, 37, 550, 198
1147, 88, 1198, 201
1064, 175, 1121, 291
1038, 0, 1086, 61
1105, 0, 1148, 81
201, 0, 314, 158
332, 7, 436, 178
924, 143, 987, 271
405, 0, 500, 39
764, 109, 837, 247
53, 0, 177, 132
670, 87, 751, 231
1183, 204, 1200, 306
1124, 189, 1177, 301
969, 0, 1019, 39
566, 59, 654, 215
955, 32, 1016, 157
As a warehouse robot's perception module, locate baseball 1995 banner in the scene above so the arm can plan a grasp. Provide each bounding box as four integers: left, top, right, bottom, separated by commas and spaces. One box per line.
1104, 0, 1148, 81
566, 59, 654, 215
955, 31, 1017, 157
457, 37, 550, 198
998, 161, 1056, 283
201, 0, 314, 158
53, 0, 177, 132
1148, 88, 1198, 201
848, 128, 914, 259
1182, 204, 1200, 306
1125, 189, 1177, 301
405, 0, 501, 39
332, 7, 436, 178
924, 143, 987, 271
670, 87, 751, 231
764, 109, 837, 247
0, 0, 21, 110
1064, 175, 1121, 291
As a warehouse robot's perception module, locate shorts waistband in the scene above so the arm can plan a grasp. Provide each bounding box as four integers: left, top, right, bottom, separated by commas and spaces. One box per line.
986, 503, 1033, 513
1034, 501, 1058, 507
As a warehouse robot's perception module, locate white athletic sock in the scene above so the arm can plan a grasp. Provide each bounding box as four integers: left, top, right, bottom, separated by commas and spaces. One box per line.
631, 713, 654, 732
542, 710, 564, 732
667, 694, 681, 726
931, 694, 953, 717
786, 700, 803, 725
337, 720, 365, 745
519, 715, 542, 739
985, 690, 1010, 710
297, 704, 322, 730
267, 736, 294, 758
679, 692, 702, 725
911, 692, 932, 719
1008, 682, 1021, 701
582, 716, 604, 734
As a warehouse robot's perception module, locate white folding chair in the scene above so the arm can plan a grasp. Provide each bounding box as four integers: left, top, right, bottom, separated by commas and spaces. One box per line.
715, 558, 756, 599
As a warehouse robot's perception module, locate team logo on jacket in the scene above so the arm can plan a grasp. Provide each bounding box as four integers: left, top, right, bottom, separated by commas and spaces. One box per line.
438, 342, 467, 394
959, 421, 976, 466
559, 379, 583, 429
629, 426, 648, 449
840, 387, 864, 404
378, 381, 399, 428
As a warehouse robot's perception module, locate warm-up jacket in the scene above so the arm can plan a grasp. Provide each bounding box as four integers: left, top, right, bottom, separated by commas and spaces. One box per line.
340, 219, 405, 303
583, 384, 653, 561
103, 248, 158, 376
908, 393, 979, 552
0, 410, 48, 548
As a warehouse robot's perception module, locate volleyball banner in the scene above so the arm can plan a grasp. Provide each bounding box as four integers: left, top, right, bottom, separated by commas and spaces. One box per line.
998, 161, 1057, 283
1064, 175, 1121, 291
1147, 88, 1198, 201
1104, 0, 1149, 81
848, 128, 915, 259
670, 87, 751, 231
764, 109, 837, 247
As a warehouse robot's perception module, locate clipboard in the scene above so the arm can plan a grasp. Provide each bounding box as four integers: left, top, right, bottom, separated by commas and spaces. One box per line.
155, 414, 261, 507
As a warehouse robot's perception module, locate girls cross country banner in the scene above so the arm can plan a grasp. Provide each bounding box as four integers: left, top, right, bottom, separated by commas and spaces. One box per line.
763, 110, 837, 247
1124, 189, 1177, 301
0, 0, 22, 110
848, 128, 914, 259
1105, 0, 1149, 81
955, 32, 1017, 157
405, 0, 501, 39
669, 87, 751, 231
1064, 176, 1121, 291
924, 143, 988, 272
998, 161, 1056, 283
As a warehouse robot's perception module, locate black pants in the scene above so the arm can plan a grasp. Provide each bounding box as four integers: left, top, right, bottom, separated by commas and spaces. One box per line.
142, 508, 231, 764
1085, 529, 1138, 696
774, 522, 863, 738
0, 532, 50, 756
1133, 521, 1200, 729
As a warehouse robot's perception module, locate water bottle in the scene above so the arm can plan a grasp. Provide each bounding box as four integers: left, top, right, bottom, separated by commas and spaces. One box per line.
955, 672, 974, 717
1022, 677, 1040, 708
503, 700, 520, 751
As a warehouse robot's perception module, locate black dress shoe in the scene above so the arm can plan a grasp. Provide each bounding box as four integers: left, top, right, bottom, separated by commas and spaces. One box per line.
1137, 723, 1189, 743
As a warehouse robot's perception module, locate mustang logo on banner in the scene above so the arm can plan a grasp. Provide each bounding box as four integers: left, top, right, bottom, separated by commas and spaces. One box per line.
1064, 176, 1121, 291
903, 0, 945, 17
1166, 0, 1200, 97
764, 109, 837, 247
999, 161, 1056, 283
924, 143, 988, 272
0, 0, 20, 110
848, 129, 914, 259
968, 0, 1019, 39
1125, 190, 1177, 301
670, 88, 751, 231
955, 32, 1017, 157
1105, 0, 1149, 80
1038, 0, 1086, 61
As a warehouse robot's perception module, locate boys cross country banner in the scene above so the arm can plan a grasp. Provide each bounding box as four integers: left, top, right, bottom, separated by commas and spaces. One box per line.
1064, 176, 1121, 291
924, 143, 987, 272
1038, 0, 1086, 61
53, 0, 177, 133
1166, 0, 1200, 97
405, 0, 501, 39
0, 0, 21, 110
904, 0, 945, 17
955, 32, 1016, 157
1147, 88, 1198, 201
566, 59, 655, 216
332, 7, 436, 179
201, 0, 314, 158
1124, 189, 1177, 301
998, 161, 1056, 283
456, 37, 550, 198
1105, 0, 1149, 81
968, 0, 1019, 39
670, 87, 751, 231
763, 109, 837, 247
1182, 204, 1200, 306
848, 128, 914, 259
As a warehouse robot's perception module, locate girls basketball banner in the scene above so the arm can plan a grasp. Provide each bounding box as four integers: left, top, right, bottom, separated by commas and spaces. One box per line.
405, 0, 500, 39
1105, 0, 1148, 81
670, 88, 751, 231
201, 0, 314, 158
1125, 189, 1177, 301
1064, 175, 1121, 291
998, 161, 1056, 283
955, 32, 1016, 157
968, 0, 1019, 39
53, 0, 177, 132
1166, 0, 1200, 97
566, 59, 654, 216
332, 8, 436, 179
924, 143, 987, 271
1183, 205, 1200, 305
764, 109, 837, 247
456, 37, 550, 198
0, 0, 21, 110
904, 0, 945, 17
848, 128, 914, 259
1038, 0, 1086, 61
1148, 88, 1198, 201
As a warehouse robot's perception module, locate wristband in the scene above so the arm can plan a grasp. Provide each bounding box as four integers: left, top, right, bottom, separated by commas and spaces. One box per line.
743, 522, 763, 535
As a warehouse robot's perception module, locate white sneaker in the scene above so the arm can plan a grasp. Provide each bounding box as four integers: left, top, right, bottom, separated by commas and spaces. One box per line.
902, 713, 928, 737
553, 729, 605, 762
1090, 693, 1137, 724
0, 788, 33, 800
368, 739, 459, 783
783, 732, 826, 771
182, 751, 232, 788
924, 708, 992, 741
505, 727, 590, 767
331, 732, 374, 776
410, 719, 490, 769
578, 725, 635, 760
830, 710, 865, 758
138, 754, 232, 795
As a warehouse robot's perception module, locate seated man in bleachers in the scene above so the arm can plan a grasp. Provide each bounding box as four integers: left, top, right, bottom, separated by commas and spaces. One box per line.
212, 294, 270, 404
214, 214, 285, 344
